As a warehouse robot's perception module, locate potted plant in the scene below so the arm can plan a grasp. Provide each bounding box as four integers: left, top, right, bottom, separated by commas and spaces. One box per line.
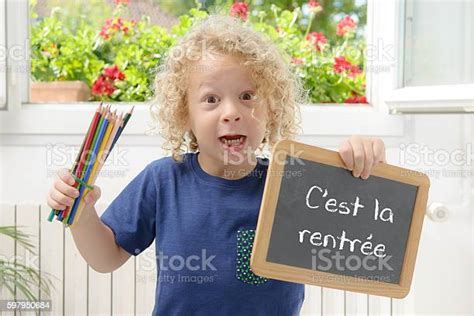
30, 81, 92, 103
30, 7, 104, 102
90, 10, 176, 101
29, 1, 367, 104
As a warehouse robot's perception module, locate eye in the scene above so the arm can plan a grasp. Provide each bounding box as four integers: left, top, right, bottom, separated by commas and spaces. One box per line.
240, 91, 256, 101
203, 95, 220, 104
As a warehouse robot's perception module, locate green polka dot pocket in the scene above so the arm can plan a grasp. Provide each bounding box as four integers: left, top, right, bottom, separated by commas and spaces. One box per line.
235, 229, 268, 285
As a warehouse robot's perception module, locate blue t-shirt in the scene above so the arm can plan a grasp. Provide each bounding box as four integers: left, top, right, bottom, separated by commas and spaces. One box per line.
101, 152, 304, 315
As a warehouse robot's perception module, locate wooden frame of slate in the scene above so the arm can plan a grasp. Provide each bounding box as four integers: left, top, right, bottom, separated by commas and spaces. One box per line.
251, 139, 430, 298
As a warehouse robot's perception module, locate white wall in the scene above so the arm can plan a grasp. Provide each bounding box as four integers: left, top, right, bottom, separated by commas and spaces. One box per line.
0, 114, 472, 315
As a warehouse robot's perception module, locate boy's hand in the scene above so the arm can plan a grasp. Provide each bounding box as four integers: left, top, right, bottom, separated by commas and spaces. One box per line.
47, 168, 101, 210
338, 136, 386, 180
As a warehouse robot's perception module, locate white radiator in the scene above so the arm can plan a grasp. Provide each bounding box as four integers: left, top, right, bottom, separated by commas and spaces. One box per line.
0, 203, 404, 316
0, 203, 155, 316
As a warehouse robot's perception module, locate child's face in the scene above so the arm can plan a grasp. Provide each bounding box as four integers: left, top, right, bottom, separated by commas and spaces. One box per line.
185, 53, 268, 164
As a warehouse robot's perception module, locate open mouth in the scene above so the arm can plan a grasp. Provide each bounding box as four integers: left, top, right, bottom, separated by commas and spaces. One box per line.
218, 135, 247, 151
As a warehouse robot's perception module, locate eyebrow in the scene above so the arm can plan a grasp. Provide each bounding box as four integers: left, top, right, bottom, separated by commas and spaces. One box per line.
198, 81, 215, 90
198, 81, 255, 92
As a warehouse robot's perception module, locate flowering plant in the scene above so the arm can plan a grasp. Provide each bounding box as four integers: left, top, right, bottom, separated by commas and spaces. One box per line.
160, 1, 367, 104
89, 1, 177, 101
244, 1, 367, 103
31, 1, 367, 104
30, 7, 105, 86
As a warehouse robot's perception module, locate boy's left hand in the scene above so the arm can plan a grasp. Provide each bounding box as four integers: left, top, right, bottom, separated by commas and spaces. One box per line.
338, 136, 387, 180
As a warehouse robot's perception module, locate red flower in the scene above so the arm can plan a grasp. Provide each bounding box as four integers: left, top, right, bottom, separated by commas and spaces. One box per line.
230, 2, 249, 21
92, 65, 126, 97
334, 56, 352, 73
291, 57, 304, 65
344, 95, 368, 103
305, 32, 327, 51
92, 76, 115, 96
349, 65, 362, 77
99, 29, 109, 40
308, 0, 323, 13
114, 0, 129, 5
336, 16, 357, 36
112, 18, 123, 30
99, 17, 131, 40
333, 57, 361, 77
103, 65, 125, 81
100, 19, 112, 39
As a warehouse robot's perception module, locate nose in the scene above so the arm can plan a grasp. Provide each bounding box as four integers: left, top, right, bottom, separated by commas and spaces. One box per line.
222, 101, 241, 123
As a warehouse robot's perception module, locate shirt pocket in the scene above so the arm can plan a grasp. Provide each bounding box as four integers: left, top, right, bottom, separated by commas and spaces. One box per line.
235, 229, 268, 285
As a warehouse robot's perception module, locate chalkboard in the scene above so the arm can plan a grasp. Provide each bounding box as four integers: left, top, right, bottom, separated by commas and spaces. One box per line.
251, 140, 430, 298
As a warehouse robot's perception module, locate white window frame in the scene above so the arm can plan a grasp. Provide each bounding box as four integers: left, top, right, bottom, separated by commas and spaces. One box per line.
385, 0, 474, 113
0, 0, 6, 109
0, 0, 405, 138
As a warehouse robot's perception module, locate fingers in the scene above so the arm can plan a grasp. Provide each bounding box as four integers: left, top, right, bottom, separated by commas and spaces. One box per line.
47, 169, 101, 210
58, 168, 76, 186
49, 186, 75, 209
360, 139, 374, 180
349, 136, 365, 178
47, 169, 78, 210
338, 139, 354, 171
55, 177, 80, 199
340, 136, 387, 180
373, 138, 386, 163
47, 193, 66, 210
84, 186, 101, 205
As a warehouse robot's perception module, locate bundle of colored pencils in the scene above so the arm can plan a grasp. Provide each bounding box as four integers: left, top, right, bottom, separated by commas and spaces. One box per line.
48, 103, 134, 227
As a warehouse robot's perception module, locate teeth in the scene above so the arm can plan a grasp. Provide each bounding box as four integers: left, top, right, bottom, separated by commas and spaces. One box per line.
221, 136, 244, 145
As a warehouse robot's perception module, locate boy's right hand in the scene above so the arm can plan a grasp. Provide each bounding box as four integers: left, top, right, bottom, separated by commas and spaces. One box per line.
47, 168, 101, 210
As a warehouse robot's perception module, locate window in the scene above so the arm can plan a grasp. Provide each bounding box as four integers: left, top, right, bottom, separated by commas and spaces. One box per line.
0, 0, 404, 137
0, 0, 6, 109
386, 0, 474, 113
27, 0, 369, 105
403, 0, 473, 87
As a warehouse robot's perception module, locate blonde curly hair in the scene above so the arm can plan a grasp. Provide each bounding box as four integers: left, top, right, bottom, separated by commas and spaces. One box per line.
149, 14, 306, 162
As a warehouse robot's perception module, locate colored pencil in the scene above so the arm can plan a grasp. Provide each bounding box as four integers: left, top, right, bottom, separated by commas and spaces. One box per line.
48, 104, 134, 227
48, 104, 102, 222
